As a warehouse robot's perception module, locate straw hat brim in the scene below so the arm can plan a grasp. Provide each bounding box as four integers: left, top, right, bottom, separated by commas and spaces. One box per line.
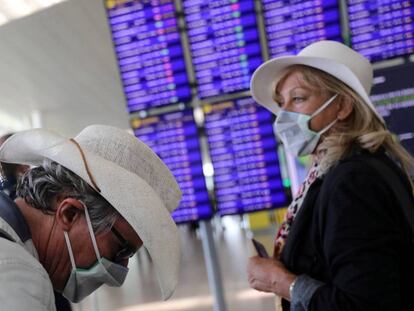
0, 129, 180, 300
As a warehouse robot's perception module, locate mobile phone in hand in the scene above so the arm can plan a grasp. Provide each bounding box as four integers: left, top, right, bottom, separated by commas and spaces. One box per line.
251, 238, 269, 258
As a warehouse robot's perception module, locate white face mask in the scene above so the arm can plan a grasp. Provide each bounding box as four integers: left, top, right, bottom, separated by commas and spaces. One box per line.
275, 94, 338, 157
62, 206, 129, 303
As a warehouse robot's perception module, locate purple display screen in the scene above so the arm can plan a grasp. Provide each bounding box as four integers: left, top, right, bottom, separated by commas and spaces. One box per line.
371, 62, 414, 156
105, 0, 191, 113
263, 0, 342, 58
183, 0, 263, 99
131, 109, 213, 223
204, 97, 288, 216
348, 0, 414, 61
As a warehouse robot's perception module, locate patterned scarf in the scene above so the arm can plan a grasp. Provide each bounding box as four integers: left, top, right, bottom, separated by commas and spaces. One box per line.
274, 160, 322, 258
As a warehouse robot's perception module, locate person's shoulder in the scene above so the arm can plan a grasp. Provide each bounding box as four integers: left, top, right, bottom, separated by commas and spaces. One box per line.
0, 237, 46, 275
0, 238, 55, 310
0, 238, 54, 308
324, 148, 395, 184
318, 148, 407, 205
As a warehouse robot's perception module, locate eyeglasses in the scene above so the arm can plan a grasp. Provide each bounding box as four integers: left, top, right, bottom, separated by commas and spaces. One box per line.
111, 226, 137, 263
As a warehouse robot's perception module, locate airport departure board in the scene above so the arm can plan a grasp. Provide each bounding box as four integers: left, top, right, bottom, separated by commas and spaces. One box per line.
348, 0, 414, 61
183, 0, 263, 99
131, 109, 212, 223
371, 63, 414, 156
105, 0, 192, 112
262, 0, 342, 58
204, 97, 288, 216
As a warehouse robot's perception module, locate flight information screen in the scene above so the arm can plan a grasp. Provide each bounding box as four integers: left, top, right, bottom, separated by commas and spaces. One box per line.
204, 97, 288, 216
262, 0, 342, 58
183, 0, 263, 99
131, 109, 213, 223
371, 63, 414, 156
105, 0, 192, 113
348, 0, 414, 61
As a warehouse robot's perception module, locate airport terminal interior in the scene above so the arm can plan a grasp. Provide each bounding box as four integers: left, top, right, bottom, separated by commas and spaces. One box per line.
0, 0, 413, 310
74, 216, 280, 311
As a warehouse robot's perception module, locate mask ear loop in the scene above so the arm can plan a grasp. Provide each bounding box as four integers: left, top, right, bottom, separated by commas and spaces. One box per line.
63, 205, 102, 268
310, 94, 339, 119
307, 94, 339, 134
83, 205, 102, 261
318, 118, 338, 136
64, 231, 77, 270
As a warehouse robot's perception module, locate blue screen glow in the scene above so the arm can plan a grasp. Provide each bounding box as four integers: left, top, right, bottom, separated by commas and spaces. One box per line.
263, 0, 342, 57
106, 0, 192, 112
183, 0, 263, 99
131, 109, 213, 223
348, 0, 414, 61
371, 63, 414, 156
204, 97, 288, 216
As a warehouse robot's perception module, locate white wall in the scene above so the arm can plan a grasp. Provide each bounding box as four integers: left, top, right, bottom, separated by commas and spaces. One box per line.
0, 0, 129, 137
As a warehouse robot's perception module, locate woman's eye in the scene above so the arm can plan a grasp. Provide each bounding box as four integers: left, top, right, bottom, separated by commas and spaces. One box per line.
293, 97, 305, 103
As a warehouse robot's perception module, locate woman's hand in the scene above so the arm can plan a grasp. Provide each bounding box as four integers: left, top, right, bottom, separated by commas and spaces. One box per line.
247, 255, 297, 300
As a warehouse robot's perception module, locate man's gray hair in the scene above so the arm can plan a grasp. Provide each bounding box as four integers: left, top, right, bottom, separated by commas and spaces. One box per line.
17, 160, 120, 234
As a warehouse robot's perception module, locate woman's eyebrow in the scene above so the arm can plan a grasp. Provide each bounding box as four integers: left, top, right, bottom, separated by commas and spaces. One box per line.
275, 86, 309, 99
288, 86, 310, 93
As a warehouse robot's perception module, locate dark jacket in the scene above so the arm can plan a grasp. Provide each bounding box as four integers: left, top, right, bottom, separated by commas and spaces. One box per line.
281, 149, 414, 310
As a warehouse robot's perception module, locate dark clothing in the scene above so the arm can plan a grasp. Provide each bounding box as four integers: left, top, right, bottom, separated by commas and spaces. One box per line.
281, 149, 414, 310
0, 191, 31, 241
54, 293, 72, 311
0, 174, 18, 200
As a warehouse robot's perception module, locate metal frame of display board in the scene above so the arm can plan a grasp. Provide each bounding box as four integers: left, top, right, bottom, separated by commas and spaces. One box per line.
200, 220, 228, 311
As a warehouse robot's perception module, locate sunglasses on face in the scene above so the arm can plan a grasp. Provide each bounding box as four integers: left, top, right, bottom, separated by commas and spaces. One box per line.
111, 226, 138, 263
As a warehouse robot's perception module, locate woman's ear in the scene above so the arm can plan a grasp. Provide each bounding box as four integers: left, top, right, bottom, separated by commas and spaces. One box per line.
337, 96, 354, 120
55, 198, 85, 231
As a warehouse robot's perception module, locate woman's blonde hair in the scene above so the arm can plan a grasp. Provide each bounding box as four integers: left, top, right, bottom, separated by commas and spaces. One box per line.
276, 65, 414, 192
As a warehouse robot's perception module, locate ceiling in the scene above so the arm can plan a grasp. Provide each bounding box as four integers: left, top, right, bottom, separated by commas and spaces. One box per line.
0, 0, 129, 136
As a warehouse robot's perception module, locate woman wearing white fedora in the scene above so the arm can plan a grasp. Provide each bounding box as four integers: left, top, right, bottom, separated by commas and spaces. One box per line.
0, 125, 182, 310
247, 40, 414, 310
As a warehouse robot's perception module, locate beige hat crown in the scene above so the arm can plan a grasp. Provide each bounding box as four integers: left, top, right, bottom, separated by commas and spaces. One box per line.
298, 40, 373, 94
76, 125, 180, 212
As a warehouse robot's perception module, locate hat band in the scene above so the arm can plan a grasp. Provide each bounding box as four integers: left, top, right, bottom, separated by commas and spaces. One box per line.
69, 138, 101, 193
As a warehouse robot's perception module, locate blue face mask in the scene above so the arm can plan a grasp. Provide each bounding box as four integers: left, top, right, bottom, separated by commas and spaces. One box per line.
62, 206, 129, 303
275, 94, 338, 157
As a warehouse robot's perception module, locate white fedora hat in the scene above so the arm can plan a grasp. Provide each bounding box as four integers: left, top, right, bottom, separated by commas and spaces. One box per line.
250, 40, 384, 123
0, 124, 182, 300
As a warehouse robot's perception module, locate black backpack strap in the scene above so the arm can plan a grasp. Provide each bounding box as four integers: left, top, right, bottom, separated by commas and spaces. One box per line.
365, 158, 414, 243
0, 192, 31, 243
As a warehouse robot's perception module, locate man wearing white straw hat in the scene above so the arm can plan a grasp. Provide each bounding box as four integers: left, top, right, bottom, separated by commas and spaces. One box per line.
0, 124, 182, 310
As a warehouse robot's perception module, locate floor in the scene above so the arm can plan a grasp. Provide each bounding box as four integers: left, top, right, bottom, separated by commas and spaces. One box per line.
72, 215, 278, 311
